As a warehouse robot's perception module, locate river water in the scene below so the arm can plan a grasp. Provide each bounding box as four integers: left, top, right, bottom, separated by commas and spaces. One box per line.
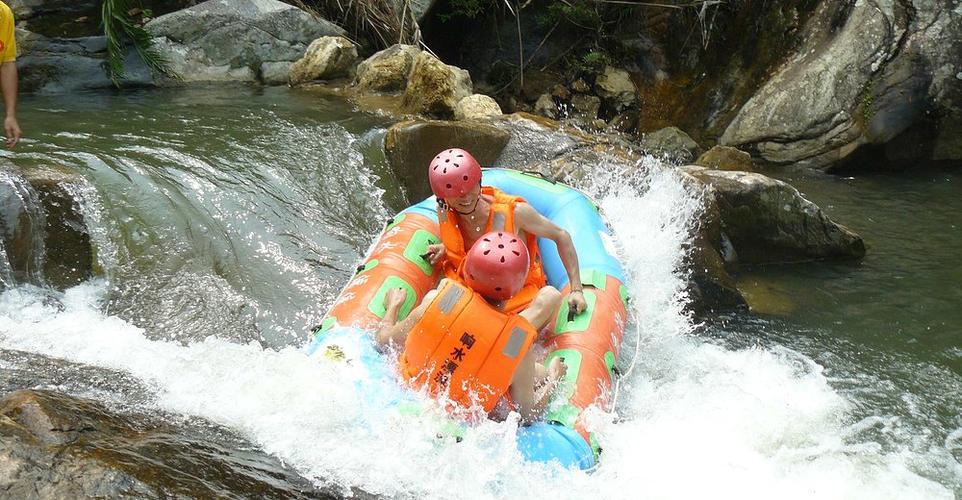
0, 86, 958, 498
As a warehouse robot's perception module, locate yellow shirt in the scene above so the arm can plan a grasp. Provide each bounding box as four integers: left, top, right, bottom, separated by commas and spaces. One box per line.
0, 2, 16, 63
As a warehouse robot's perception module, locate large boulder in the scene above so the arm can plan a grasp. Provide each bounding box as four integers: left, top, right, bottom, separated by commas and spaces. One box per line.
491, 113, 587, 169
720, 1, 962, 170
0, 390, 334, 499
454, 94, 503, 120
288, 36, 358, 85
354, 44, 420, 93
682, 166, 865, 264
638, 126, 701, 163
384, 120, 510, 202
401, 52, 473, 118
147, 0, 344, 84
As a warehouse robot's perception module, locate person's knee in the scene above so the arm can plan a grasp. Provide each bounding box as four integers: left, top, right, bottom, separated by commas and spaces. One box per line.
538, 286, 562, 308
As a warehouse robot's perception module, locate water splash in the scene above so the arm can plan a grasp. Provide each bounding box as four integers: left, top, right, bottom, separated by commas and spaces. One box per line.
0, 168, 48, 288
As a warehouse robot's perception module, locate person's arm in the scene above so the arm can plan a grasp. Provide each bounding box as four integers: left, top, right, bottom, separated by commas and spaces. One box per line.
374, 284, 440, 349
514, 203, 587, 314
1, 59, 19, 148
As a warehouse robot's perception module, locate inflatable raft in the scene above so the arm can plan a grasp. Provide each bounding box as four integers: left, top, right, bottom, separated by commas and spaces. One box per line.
307, 168, 629, 470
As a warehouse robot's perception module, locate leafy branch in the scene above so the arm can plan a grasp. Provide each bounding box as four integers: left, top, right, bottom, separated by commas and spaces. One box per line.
101, 0, 178, 86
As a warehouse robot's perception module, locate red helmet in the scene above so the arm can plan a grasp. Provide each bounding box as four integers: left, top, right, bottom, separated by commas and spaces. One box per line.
463, 232, 529, 301
428, 148, 482, 199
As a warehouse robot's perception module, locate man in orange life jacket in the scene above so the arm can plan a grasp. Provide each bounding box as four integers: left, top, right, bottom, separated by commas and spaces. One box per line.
422, 148, 588, 316
376, 232, 566, 423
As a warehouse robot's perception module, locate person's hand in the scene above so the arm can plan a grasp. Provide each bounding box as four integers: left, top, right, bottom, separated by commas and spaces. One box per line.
567, 289, 587, 315
5, 116, 20, 148
383, 287, 407, 310
424, 243, 446, 266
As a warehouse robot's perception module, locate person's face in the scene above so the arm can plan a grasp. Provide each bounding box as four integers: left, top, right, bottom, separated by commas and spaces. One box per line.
446, 183, 481, 213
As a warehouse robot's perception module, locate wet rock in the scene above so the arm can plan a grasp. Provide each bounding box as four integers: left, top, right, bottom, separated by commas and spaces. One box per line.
638, 127, 701, 163
384, 120, 509, 202
735, 275, 797, 316
402, 52, 473, 118
520, 70, 558, 102
569, 94, 601, 121
720, 1, 962, 170
454, 94, 503, 120
354, 44, 420, 93
0, 162, 92, 290
682, 166, 865, 264
20, 165, 94, 289
147, 0, 344, 84
491, 113, 589, 169
595, 66, 637, 112
678, 171, 747, 313
289, 36, 358, 85
0, 390, 335, 499
533, 94, 558, 120
696, 146, 754, 172
608, 110, 639, 134
15, 30, 153, 92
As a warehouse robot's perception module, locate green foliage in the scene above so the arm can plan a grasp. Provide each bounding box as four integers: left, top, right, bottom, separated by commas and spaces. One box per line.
537, 2, 602, 31
441, 0, 492, 21
101, 0, 178, 86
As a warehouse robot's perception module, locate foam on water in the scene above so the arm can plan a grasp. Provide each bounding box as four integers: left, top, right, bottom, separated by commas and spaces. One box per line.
0, 164, 954, 499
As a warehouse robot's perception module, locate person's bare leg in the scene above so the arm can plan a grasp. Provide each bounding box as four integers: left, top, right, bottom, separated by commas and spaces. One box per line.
518, 286, 562, 331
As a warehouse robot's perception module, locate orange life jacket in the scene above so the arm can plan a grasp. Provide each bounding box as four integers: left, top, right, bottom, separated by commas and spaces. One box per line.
400, 279, 536, 413
437, 186, 547, 314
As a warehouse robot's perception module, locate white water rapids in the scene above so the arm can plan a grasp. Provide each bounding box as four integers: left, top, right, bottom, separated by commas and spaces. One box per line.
0, 154, 954, 499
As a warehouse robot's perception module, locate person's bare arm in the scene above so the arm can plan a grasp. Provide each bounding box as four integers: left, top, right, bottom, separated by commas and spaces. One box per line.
374, 283, 441, 349
1, 61, 20, 148
514, 203, 586, 313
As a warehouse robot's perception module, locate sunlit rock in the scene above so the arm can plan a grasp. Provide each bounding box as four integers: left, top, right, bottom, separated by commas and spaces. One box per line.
638, 126, 701, 163
595, 66, 637, 112
720, 0, 962, 170
384, 120, 509, 202
289, 36, 358, 85
454, 94, 502, 120
682, 166, 865, 264
147, 0, 344, 84
354, 44, 420, 93
696, 146, 754, 172
402, 52, 473, 118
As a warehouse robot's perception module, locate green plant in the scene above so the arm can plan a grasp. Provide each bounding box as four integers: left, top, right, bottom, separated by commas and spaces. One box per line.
101, 0, 177, 86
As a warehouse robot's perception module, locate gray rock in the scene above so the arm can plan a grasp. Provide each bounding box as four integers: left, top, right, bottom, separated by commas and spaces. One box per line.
289, 36, 358, 85
721, 0, 962, 169
402, 52, 473, 118
639, 126, 701, 163
595, 66, 637, 112
0, 390, 336, 499
454, 94, 503, 120
15, 31, 153, 92
682, 166, 865, 264
147, 0, 344, 84
384, 120, 510, 202
354, 44, 420, 93
260, 61, 292, 85
491, 113, 585, 169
